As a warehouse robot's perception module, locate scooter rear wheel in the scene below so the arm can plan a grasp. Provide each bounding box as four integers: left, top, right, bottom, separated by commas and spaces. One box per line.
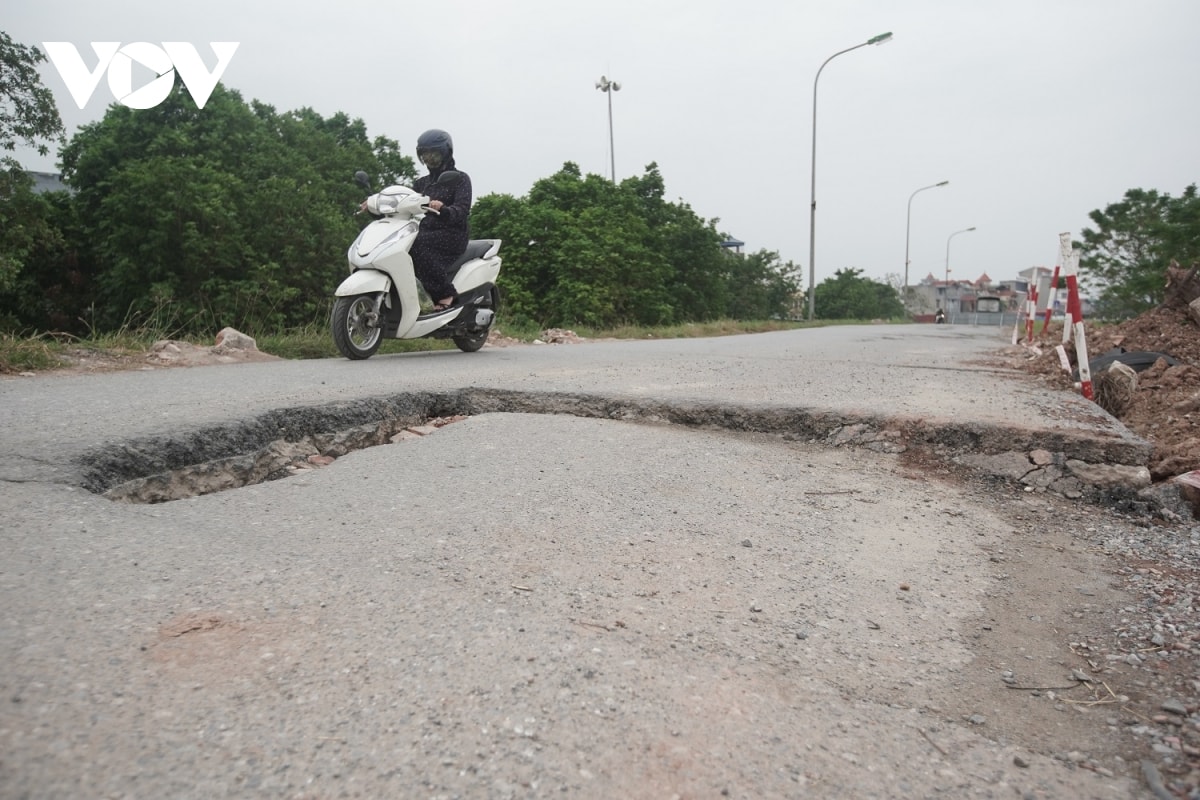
331, 293, 384, 359
452, 287, 499, 353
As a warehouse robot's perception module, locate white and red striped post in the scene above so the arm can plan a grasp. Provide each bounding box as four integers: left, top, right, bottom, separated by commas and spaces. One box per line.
1025, 280, 1037, 343
1011, 290, 1026, 345
1061, 243, 1092, 399
1059, 232, 1076, 345
1042, 265, 1060, 336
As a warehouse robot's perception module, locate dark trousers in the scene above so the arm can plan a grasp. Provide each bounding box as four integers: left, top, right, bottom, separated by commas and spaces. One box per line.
411, 232, 466, 301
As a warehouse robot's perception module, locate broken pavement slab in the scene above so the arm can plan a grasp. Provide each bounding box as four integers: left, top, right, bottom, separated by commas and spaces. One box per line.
0, 325, 1165, 511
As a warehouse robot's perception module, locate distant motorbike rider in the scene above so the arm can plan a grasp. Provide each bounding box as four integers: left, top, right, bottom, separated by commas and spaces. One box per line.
410, 129, 472, 311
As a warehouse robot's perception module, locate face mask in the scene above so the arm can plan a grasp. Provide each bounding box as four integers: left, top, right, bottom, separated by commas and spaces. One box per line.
420, 151, 443, 169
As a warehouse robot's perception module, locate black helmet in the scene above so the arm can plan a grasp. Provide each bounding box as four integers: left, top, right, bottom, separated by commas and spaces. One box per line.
416, 129, 453, 170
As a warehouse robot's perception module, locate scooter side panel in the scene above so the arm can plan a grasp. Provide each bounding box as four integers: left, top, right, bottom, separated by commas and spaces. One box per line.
407, 310, 460, 339
353, 218, 418, 258
334, 269, 391, 297
452, 259, 502, 294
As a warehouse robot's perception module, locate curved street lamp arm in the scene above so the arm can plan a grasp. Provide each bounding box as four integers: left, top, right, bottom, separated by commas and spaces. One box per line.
903, 180, 949, 300
807, 32, 894, 321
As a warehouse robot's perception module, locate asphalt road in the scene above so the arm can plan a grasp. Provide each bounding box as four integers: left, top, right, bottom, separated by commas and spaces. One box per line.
0, 324, 1144, 489
0, 325, 1153, 798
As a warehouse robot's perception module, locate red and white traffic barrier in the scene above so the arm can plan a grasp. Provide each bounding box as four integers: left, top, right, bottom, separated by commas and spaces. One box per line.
1025, 282, 1037, 343
1042, 264, 1060, 335
1058, 234, 1093, 399
1012, 293, 1026, 345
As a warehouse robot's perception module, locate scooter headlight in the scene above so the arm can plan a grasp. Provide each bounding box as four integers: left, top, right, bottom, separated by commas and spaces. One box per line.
368, 194, 402, 215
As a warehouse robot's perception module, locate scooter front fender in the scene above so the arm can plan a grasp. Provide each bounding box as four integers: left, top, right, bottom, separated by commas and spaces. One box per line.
335, 269, 392, 297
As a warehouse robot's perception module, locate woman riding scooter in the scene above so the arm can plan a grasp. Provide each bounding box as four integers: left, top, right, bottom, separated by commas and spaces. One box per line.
410, 129, 472, 311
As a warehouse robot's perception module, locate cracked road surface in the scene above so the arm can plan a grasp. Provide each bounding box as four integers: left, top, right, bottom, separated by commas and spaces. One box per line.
0, 325, 1169, 798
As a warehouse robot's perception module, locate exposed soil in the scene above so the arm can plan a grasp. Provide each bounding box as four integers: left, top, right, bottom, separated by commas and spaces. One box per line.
1009, 304, 1200, 482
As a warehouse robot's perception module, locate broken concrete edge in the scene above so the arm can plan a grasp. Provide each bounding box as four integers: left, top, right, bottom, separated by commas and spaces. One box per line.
72, 387, 1186, 519
77, 391, 459, 494
953, 450, 1195, 522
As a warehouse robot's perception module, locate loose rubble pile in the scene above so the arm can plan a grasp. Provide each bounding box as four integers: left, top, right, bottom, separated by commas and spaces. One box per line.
1018, 267, 1200, 485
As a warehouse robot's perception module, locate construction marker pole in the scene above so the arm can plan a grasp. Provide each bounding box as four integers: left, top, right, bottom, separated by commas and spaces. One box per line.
1025, 284, 1037, 343
1075, 313, 1093, 400
1012, 293, 1025, 345
1051, 238, 1074, 375
1042, 265, 1060, 334
1065, 253, 1083, 335
1060, 245, 1093, 399
1059, 232, 1075, 344
1067, 249, 1091, 399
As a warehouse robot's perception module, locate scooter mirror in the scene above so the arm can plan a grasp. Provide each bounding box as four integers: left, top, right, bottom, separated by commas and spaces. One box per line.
436, 170, 462, 186
353, 170, 371, 189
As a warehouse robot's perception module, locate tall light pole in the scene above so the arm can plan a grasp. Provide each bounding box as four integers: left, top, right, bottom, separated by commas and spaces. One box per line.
904, 180, 949, 309
944, 226, 976, 313
595, 75, 621, 182
808, 31, 893, 321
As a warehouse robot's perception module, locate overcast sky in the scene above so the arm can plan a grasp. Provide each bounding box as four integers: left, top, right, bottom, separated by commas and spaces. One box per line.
8, 0, 1200, 290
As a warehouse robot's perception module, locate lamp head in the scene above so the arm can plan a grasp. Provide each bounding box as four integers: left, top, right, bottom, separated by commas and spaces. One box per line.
868, 31, 894, 45
936, 180, 949, 187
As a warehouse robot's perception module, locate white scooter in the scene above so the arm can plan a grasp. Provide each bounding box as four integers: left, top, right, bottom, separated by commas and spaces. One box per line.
330, 170, 502, 359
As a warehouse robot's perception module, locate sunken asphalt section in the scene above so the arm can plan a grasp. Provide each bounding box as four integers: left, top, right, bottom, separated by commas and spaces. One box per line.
0, 324, 1166, 799
0, 324, 1151, 501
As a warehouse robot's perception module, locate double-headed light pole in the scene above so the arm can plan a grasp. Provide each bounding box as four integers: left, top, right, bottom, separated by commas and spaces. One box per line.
904, 180, 949, 307
808, 31, 893, 321
595, 75, 621, 182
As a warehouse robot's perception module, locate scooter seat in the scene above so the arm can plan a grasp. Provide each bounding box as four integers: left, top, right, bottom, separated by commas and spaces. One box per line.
447, 240, 494, 272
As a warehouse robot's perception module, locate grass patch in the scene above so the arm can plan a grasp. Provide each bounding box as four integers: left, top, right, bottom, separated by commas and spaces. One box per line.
583, 319, 823, 340
0, 332, 69, 373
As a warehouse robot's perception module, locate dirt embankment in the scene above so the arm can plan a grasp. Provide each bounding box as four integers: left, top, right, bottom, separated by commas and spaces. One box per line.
1015, 266, 1200, 483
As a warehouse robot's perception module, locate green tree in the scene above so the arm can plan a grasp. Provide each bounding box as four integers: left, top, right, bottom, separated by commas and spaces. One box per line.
1077, 185, 1200, 318
0, 188, 89, 332
472, 161, 745, 328
0, 34, 66, 296
813, 268, 905, 320
56, 79, 414, 333
725, 249, 801, 320
0, 33, 63, 161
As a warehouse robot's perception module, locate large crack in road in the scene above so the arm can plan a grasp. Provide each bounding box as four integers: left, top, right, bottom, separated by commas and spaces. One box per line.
77, 388, 1163, 513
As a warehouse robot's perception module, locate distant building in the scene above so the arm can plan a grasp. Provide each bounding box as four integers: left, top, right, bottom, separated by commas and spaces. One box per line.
907, 264, 1094, 320
26, 171, 69, 194
910, 270, 1001, 315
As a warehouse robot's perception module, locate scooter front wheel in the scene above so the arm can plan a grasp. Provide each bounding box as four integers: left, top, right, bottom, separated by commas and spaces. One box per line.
331, 293, 384, 360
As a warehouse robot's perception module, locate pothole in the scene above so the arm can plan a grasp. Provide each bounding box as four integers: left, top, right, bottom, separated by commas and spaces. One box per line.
102, 414, 469, 503
72, 388, 1157, 509
78, 389, 922, 504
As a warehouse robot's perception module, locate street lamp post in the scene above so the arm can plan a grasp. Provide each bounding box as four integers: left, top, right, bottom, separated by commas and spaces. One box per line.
808, 31, 893, 321
944, 226, 977, 314
904, 180, 949, 309
595, 75, 621, 182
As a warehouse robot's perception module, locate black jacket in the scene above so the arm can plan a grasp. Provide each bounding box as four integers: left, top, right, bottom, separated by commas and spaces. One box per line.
413, 160, 471, 241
